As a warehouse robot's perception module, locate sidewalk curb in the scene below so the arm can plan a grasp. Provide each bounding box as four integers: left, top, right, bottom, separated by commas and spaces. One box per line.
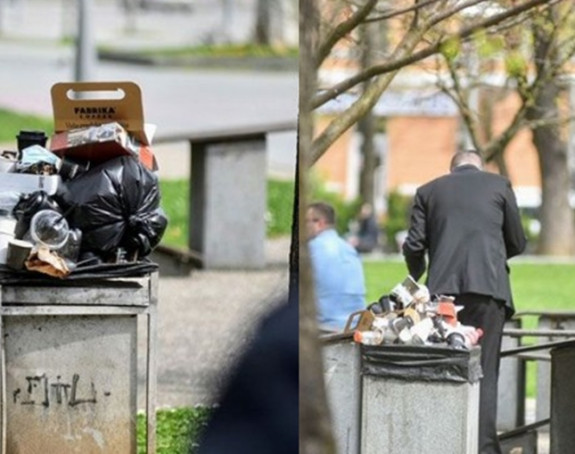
98, 50, 298, 72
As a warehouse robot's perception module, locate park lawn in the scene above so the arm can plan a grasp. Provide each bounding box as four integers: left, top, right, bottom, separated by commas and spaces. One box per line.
0, 108, 53, 142
125, 43, 299, 58
363, 259, 575, 397
137, 407, 212, 454
363, 259, 575, 326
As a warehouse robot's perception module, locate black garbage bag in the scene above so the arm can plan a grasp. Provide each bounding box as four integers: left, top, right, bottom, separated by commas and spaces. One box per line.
12, 191, 62, 239
56, 156, 168, 258
361, 344, 482, 384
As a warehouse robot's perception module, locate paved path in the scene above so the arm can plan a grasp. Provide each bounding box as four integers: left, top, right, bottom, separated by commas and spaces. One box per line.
138, 236, 291, 409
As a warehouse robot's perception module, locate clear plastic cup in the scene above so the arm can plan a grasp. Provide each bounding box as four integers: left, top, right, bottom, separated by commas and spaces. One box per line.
29, 209, 70, 249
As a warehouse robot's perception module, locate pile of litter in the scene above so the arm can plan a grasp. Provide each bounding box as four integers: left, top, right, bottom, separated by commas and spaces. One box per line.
350, 276, 483, 349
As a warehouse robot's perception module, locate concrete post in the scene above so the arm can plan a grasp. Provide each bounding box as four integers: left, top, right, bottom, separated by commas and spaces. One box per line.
550, 341, 575, 454
190, 135, 267, 269
75, 0, 97, 82
535, 315, 573, 426
220, 0, 233, 43
498, 318, 526, 431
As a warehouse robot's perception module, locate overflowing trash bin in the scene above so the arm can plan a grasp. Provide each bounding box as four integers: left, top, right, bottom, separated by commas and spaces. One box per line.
324, 276, 484, 454
360, 344, 481, 454
0, 81, 166, 453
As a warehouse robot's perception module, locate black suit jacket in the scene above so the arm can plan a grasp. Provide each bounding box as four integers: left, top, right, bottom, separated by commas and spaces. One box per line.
402, 165, 527, 316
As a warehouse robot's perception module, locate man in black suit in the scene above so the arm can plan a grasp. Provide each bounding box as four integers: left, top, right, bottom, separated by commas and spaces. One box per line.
402, 150, 526, 454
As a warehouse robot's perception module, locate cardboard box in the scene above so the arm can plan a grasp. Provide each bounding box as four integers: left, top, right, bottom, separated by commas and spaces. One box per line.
49, 81, 157, 170
51, 122, 137, 164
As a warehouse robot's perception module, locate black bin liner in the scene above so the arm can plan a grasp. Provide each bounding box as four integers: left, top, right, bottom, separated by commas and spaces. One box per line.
56, 156, 168, 258
361, 344, 482, 384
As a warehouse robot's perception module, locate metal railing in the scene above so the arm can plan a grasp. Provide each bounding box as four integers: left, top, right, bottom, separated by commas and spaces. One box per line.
498, 312, 575, 453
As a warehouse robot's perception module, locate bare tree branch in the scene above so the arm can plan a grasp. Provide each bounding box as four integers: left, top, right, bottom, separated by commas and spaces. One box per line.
316, 0, 378, 67
428, 0, 490, 28
312, 0, 555, 110
364, 0, 444, 23
310, 26, 430, 162
439, 55, 483, 150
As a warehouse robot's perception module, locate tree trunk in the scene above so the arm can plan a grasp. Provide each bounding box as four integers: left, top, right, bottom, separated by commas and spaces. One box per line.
299, 0, 336, 453
358, 21, 379, 206
254, 0, 291, 46
492, 150, 509, 178
358, 114, 376, 206
528, 6, 574, 256
531, 99, 574, 255
254, 0, 272, 44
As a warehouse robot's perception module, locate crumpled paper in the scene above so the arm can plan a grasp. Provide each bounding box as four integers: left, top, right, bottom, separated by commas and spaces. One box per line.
25, 246, 70, 278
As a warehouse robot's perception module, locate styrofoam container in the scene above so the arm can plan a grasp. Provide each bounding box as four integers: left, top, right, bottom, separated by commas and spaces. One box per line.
0, 216, 17, 264
0, 174, 61, 196
0, 157, 15, 173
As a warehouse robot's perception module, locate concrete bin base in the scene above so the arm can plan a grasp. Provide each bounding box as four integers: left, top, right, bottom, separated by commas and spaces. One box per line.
360, 345, 481, 454
0, 273, 158, 454
4, 315, 137, 454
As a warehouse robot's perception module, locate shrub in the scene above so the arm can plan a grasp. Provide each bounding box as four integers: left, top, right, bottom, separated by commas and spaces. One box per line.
384, 191, 413, 252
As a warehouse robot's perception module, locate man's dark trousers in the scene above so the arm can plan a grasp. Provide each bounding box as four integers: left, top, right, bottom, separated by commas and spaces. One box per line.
456, 293, 506, 454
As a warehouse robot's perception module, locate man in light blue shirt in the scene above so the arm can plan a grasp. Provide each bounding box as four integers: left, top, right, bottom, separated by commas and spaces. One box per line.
306, 202, 366, 332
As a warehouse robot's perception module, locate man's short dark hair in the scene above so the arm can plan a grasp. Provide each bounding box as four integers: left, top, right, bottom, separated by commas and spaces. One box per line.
450, 149, 484, 171
308, 202, 336, 225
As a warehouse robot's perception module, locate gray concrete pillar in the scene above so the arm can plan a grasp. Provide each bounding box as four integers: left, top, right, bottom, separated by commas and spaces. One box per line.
190, 135, 267, 269
498, 318, 525, 431
550, 341, 575, 454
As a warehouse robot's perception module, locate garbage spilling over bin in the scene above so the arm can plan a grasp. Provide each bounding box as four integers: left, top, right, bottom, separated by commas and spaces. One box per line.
323, 276, 484, 454
0, 81, 162, 454
0, 81, 167, 279
350, 276, 483, 349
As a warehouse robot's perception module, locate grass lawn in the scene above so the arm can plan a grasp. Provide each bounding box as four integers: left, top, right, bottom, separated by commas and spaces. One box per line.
0, 108, 53, 143
102, 43, 298, 59
137, 407, 212, 454
363, 259, 575, 398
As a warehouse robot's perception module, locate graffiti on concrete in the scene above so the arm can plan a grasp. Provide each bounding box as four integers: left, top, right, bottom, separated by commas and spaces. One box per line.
12, 373, 106, 407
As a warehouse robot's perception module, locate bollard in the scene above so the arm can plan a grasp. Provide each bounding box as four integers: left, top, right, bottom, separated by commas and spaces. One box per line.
498, 318, 525, 431
549, 340, 575, 454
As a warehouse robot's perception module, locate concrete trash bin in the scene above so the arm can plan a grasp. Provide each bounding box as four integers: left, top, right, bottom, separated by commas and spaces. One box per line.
550, 340, 575, 454
322, 335, 361, 454
360, 344, 481, 454
0, 272, 158, 454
